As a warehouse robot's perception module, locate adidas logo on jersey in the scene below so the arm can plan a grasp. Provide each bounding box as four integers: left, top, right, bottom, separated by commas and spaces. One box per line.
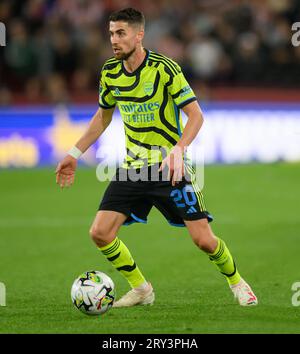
187, 206, 197, 214
114, 88, 121, 96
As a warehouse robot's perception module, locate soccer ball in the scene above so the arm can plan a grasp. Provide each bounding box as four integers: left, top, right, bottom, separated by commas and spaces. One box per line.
71, 270, 115, 315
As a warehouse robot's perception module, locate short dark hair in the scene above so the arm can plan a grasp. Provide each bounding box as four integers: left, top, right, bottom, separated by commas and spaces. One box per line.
109, 8, 145, 28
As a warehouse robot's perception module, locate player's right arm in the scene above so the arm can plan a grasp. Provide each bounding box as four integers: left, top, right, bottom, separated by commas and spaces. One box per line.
55, 107, 114, 188
72, 106, 114, 154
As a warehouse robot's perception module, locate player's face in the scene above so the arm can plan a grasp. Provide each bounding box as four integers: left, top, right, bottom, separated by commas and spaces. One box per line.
109, 21, 143, 60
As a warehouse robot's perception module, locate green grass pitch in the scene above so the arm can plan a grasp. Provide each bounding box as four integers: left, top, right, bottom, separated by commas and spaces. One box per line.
0, 163, 299, 333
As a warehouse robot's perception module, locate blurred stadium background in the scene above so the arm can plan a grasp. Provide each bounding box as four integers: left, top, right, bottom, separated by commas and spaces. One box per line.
1, 0, 300, 334
1, 0, 300, 166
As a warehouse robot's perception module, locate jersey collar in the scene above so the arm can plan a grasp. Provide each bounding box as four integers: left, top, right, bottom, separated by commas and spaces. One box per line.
122, 48, 149, 76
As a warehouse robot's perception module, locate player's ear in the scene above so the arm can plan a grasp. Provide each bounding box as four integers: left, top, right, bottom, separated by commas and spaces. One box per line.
136, 28, 144, 42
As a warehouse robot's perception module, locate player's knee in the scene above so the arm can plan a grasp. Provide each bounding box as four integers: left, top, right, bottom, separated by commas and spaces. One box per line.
193, 237, 215, 253
89, 224, 114, 247
191, 224, 216, 253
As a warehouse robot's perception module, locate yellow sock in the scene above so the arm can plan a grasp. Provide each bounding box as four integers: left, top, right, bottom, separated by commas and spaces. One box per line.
99, 237, 146, 288
208, 237, 241, 286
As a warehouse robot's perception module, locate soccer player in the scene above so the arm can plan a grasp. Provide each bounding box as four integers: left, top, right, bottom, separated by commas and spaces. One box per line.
56, 8, 257, 307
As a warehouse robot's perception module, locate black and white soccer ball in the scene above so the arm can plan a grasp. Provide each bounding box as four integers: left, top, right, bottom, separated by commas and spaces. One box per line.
71, 270, 115, 315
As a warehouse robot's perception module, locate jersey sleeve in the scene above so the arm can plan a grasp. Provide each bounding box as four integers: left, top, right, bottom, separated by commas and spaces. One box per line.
98, 69, 116, 109
165, 63, 197, 109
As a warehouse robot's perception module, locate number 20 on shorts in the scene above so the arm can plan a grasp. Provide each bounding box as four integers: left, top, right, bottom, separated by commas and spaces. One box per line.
170, 185, 197, 208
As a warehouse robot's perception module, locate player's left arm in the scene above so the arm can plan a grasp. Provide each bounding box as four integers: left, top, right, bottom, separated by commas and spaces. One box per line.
178, 100, 204, 151
159, 100, 203, 186
159, 60, 204, 185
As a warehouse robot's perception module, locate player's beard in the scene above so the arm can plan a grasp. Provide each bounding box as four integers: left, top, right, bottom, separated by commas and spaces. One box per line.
114, 47, 136, 60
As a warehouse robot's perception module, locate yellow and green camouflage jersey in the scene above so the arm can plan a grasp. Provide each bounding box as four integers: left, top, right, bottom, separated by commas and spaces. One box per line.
98, 49, 197, 169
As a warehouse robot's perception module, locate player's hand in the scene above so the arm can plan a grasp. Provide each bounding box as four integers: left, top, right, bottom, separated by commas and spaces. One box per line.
55, 155, 77, 188
158, 145, 185, 186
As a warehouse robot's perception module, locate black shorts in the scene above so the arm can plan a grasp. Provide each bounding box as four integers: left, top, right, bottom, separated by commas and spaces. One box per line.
98, 167, 213, 227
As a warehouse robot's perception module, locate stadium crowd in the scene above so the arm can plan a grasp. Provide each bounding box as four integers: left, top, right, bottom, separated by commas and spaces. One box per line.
0, 0, 300, 104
